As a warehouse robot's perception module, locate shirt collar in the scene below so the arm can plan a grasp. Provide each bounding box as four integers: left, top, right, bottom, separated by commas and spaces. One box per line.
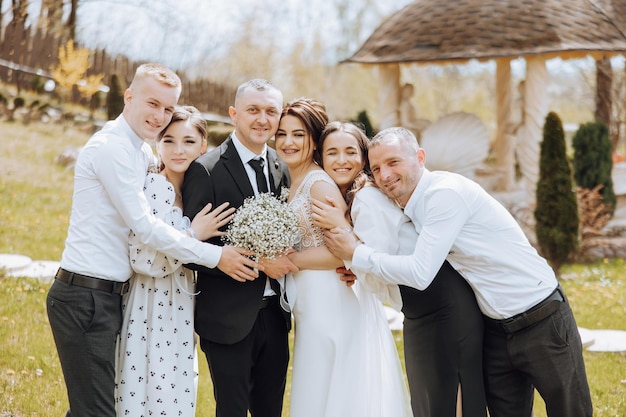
118, 115, 146, 150
231, 132, 268, 163
404, 168, 431, 214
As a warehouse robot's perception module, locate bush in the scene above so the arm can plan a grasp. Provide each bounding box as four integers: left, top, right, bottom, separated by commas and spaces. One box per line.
351, 110, 375, 138
572, 121, 616, 214
534, 112, 579, 276
106, 73, 125, 120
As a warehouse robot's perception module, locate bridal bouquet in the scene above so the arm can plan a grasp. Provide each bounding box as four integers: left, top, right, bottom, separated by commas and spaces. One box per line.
224, 188, 299, 259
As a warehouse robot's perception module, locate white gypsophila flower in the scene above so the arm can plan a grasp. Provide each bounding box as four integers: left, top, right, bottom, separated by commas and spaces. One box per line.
224, 188, 299, 259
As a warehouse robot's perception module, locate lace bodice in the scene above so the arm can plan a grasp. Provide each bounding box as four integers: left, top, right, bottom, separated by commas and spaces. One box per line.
289, 169, 337, 251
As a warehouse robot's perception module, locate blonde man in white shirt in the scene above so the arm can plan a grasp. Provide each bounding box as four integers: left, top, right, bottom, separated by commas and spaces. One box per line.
46, 63, 261, 417
324, 127, 592, 417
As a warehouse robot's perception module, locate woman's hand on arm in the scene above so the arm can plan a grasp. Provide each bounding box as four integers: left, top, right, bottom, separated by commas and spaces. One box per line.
311, 196, 351, 230
189, 202, 235, 241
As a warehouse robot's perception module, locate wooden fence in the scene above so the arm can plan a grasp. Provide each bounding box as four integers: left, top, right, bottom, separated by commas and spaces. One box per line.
0, 22, 235, 118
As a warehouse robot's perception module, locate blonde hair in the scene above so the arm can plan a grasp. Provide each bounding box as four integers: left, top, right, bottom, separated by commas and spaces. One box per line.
130, 63, 182, 96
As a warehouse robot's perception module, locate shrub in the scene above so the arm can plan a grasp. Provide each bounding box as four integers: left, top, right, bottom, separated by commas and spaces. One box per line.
534, 112, 579, 276
351, 110, 375, 138
572, 121, 616, 214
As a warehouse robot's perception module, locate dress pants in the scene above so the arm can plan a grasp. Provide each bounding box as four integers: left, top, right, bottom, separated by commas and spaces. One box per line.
199, 300, 289, 417
483, 298, 593, 417
47, 279, 123, 417
401, 261, 486, 417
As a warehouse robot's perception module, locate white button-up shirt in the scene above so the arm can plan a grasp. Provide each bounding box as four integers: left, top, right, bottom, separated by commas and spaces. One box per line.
352, 169, 557, 319
60, 115, 221, 282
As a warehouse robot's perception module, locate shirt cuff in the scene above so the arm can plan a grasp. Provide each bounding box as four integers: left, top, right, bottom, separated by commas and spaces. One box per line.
352, 243, 374, 273
198, 242, 222, 269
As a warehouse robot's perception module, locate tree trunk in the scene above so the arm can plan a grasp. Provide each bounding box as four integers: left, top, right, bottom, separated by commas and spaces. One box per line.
595, 56, 616, 150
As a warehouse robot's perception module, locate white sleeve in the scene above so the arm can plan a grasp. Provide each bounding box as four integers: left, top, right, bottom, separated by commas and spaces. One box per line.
353, 187, 469, 290
129, 230, 184, 277
95, 138, 222, 268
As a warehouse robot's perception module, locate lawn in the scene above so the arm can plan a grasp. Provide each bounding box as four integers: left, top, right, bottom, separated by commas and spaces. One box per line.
1, 119, 625, 416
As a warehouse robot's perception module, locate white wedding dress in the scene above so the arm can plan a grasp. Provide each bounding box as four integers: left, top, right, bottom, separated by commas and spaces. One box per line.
287, 169, 366, 417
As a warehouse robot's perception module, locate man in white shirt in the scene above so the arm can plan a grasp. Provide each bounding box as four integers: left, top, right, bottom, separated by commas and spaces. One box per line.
46, 63, 261, 417
324, 127, 592, 417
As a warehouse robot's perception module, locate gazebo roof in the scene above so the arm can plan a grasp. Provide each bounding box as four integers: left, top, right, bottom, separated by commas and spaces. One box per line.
346, 0, 626, 64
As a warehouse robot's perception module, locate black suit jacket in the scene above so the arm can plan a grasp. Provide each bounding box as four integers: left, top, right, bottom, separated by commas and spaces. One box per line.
182, 135, 291, 344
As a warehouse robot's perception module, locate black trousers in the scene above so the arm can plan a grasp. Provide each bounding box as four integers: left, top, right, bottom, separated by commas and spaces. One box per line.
401, 261, 487, 417
47, 279, 123, 417
199, 301, 289, 417
483, 297, 593, 417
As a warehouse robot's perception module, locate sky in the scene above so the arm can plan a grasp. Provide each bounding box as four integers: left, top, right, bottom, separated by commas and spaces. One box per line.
65, 0, 415, 76
10, 0, 622, 79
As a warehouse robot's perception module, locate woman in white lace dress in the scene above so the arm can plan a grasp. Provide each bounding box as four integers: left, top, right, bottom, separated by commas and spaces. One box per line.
115, 107, 234, 417
274, 98, 364, 417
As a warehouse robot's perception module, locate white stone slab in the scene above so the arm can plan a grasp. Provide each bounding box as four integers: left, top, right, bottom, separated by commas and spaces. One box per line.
0, 253, 33, 272
7, 260, 59, 280
579, 327, 626, 352
578, 327, 596, 349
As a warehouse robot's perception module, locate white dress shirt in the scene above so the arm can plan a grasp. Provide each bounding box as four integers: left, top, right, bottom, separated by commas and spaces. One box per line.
231, 133, 270, 194
352, 169, 557, 319
230, 133, 275, 296
60, 115, 222, 282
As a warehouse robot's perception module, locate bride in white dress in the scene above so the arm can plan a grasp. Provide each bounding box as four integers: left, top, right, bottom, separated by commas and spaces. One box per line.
274, 98, 366, 417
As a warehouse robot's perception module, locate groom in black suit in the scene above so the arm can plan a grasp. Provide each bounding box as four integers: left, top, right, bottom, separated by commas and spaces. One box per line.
183, 79, 296, 417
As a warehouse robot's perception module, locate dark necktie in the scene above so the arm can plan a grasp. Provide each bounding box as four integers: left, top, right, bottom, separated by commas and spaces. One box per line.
248, 158, 269, 194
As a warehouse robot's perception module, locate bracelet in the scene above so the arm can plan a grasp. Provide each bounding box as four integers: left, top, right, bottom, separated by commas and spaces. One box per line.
341, 227, 353, 233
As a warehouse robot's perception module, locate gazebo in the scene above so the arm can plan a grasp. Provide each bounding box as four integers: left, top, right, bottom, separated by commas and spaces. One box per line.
345, 0, 626, 198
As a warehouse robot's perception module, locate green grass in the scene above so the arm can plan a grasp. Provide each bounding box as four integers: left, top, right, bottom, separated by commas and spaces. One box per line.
1, 119, 625, 416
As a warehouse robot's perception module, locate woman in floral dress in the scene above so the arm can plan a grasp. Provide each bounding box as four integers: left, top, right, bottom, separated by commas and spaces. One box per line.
115, 106, 234, 416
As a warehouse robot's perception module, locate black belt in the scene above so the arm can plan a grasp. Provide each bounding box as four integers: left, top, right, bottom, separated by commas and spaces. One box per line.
55, 268, 130, 295
487, 286, 564, 333
260, 295, 278, 310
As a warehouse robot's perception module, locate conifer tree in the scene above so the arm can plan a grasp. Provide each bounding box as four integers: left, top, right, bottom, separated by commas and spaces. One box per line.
352, 110, 375, 138
572, 121, 616, 213
534, 112, 579, 276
